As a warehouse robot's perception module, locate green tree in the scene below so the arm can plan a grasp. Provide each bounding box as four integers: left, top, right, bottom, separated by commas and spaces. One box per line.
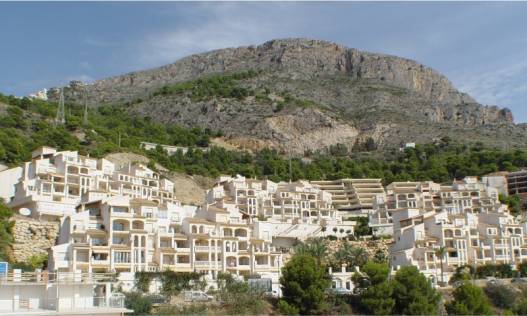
124, 292, 153, 315
392, 266, 441, 315
446, 282, 493, 315
353, 262, 395, 315
293, 238, 329, 266
279, 254, 331, 315
0, 201, 14, 262
435, 246, 447, 285
361, 280, 395, 315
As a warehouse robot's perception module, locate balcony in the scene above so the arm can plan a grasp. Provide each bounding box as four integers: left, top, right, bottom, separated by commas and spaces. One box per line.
175, 247, 191, 253
195, 246, 220, 252
91, 259, 110, 265
194, 261, 214, 267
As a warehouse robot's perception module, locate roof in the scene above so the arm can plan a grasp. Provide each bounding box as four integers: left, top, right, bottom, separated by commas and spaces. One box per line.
187, 218, 215, 224
208, 205, 229, 213
174, 233, 188, 240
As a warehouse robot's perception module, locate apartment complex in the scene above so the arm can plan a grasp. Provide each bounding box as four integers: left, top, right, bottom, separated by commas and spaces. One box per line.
381, 177, 526, 283
390, 207, 526, 283
2, 148, 357, 293
310, 179, 386, 216
369, 177, 503, 236
210, 175, 356, 245
1, 147, 177, 221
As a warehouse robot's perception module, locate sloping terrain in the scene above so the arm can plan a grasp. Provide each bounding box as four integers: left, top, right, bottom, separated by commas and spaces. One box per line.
52, 38, 524, 153
105, 152, 212, 205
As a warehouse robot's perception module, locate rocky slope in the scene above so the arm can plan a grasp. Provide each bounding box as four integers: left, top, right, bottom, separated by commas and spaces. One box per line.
104, 152, 212, 205
51, 38, 523, 153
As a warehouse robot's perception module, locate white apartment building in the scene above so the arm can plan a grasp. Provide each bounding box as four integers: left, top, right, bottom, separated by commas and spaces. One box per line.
387, 178, 526, 283
1, 147, 177, 220
208, 175, 356, 247
369, 177, 503, 236
48, 193, 284, 293
310, 179, 386, 217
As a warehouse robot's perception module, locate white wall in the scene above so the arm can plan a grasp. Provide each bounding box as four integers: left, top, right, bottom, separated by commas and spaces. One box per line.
0, 167, 22, 203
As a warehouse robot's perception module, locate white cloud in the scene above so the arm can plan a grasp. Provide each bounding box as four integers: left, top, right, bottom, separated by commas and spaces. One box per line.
454, 61, 527, 105
135, 4, 305, 68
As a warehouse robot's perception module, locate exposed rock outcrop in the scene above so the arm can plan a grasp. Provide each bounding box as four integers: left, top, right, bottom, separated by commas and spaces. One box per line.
11, 216, 59, 263
50, 38, 523, 153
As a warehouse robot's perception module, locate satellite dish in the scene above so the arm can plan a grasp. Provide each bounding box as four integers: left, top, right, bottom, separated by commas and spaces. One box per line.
19, 208, 31, 216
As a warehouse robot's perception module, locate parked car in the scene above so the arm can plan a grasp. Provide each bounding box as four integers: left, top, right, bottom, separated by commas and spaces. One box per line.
184, 290, 214, 302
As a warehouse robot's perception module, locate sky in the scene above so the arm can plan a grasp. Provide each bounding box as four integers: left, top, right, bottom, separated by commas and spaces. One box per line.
1, 2, 526, 122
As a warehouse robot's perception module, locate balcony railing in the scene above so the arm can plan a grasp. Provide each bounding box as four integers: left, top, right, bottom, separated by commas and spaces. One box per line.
0, 271, 118, 284
0, 296, 125, 313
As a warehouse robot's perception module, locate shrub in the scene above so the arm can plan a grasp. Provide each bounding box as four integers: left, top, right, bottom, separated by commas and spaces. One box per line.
446, 282, 493, 316
156, 304, 208, 316
278, 299, 300, 315
514, 299, 527, 315
124, 292, 153, 315
484, 283, 518, 309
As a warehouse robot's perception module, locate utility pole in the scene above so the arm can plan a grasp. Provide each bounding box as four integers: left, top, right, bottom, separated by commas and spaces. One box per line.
55, 88, 65, 126
288, 149, 292, 183
83, 86, 89, 125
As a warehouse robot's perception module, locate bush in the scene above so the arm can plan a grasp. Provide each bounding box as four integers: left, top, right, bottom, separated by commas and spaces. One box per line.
446, 282, 493, 315
216, 273, 266, 315
484, 283, 518, 309
518, 262, 527, 277
124, 292, 153, 315
278, 299, 300, 315
476, 263, 514, 279
514, 299, 527, 315
156, 304, 208, 316
450, 265, 474, 284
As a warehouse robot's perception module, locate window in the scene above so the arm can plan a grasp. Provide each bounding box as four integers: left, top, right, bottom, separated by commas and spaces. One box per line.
114, 252, 130, 263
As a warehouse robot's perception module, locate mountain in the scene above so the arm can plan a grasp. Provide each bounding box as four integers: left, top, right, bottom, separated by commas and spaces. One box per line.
50, 38, 526, 154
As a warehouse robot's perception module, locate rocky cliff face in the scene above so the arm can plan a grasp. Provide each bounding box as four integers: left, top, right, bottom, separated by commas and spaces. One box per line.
52, 38, 521, 153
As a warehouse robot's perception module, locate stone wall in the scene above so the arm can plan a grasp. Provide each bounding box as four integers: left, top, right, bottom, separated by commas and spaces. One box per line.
328, 238, 392, 258
11, 215, 59, 263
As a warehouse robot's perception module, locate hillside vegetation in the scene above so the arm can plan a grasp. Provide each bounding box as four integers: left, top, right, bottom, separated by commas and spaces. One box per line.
54, 39, 526, 154
1, 92, 527, 185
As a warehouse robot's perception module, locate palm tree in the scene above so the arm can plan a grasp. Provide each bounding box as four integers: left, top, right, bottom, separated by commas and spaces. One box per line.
435, 246, 447, 285
294, 238, 328, 265
333, 244, 369, 268
350, 247, 369, 268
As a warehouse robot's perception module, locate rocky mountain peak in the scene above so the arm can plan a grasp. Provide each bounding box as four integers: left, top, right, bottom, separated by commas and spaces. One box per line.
49, 38, 520, 153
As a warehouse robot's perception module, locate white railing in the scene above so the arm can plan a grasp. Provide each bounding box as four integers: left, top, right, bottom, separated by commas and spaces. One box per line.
0, 271, 118, 284
0, 296, 125, 313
